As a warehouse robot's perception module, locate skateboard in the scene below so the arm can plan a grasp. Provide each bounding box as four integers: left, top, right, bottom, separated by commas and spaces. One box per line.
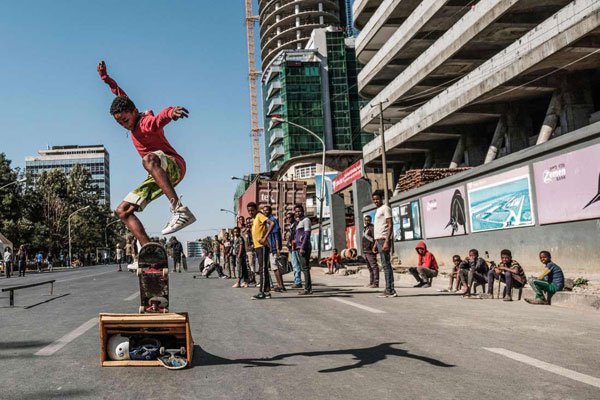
137, 243, 169, 313
158, 346, 188, 370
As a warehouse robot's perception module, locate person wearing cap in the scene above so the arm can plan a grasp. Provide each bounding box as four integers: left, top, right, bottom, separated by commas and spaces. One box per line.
481, 249, 526, 301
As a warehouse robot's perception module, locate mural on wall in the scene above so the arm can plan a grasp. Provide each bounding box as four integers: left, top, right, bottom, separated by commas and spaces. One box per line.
314, 172, 339, 218
392, 201, 422, 241
421, 186, 468, 238
467, 166, 534, 232
533, 143, 600, 224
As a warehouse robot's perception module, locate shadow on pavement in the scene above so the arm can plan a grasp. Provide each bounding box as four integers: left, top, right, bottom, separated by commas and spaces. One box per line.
0, 340, 52, 349
16, 389, 94, 400
194, 342, 454, 372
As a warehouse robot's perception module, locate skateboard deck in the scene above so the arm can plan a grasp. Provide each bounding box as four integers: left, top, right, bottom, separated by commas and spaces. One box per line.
137, 243, 169, 313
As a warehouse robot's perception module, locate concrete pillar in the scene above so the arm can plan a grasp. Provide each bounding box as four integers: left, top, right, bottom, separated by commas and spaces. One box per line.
449, 134, 466, 169
536, 91, 562, 145
505, 105, 530, 154
559, 73, 594, 134
329, 191, 347, 255
484, 116, 507, 164
352, 179, 372, 256
423, 151, 433, 169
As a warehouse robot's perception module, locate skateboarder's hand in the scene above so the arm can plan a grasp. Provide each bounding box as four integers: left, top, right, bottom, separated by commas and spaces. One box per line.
172, 106, 189, 121
97, 60, 107, 77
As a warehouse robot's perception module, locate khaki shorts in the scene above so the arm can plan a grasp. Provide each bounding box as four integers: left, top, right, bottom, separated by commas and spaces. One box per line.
124, 151, 181, 211
269, 253, 279, 271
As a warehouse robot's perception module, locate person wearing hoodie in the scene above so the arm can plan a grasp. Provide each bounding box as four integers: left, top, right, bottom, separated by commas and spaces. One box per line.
409, 241, 438, 288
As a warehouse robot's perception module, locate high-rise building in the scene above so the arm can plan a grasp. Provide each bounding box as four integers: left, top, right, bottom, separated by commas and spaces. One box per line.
338, 0, 356, 37
25, 145, 110, 205
258, 0, 341, 71
186, 241, 204, 258
263, 27, 372, 171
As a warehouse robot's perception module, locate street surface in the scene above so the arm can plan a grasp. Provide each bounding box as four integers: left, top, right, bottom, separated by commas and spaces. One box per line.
1, 263, 599, 399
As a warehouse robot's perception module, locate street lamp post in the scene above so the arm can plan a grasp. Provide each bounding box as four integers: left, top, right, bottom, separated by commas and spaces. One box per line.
68, 205, 90, 267
0, 177, 26, 191
271, 116, 327, 261
371, 100, 390, 205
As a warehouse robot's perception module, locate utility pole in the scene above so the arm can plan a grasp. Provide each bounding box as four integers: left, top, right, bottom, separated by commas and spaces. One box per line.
372, 100, 390, 205
245, 0, 262, 174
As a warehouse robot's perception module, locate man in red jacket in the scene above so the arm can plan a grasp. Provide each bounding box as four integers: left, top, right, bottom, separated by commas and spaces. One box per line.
97, 61, 196, 252
409, 241, 438, 288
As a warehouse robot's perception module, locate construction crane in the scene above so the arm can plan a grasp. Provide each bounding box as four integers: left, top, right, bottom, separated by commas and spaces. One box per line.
245, 0, 262, 175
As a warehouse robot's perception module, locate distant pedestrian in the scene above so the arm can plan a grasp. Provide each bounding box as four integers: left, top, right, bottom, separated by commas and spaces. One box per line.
3, 247, 12, 278
223, 232, 234, 278
47, 252, 54, 272
116, 243, 124, 271
201, 251, 227, 278
525, 251, 564, 305
409, 241, 439, 288
248, 202, 275, 300
372, 191, 397, 298
263, 205, 286, 292
285, 211, 302, 288
242, 217, 257, 286
36, 251, 43, 272
362, 215, 379, 288
293, 204, 313, 296
232, 227, 249, 288
125, 239, 134, 264
171, 237, 184, 273
212, 236, 221, 266
17, 245, 27, 277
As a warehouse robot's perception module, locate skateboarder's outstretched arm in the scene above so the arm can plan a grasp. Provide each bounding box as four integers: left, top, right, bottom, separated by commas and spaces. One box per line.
97, 60, 127, 97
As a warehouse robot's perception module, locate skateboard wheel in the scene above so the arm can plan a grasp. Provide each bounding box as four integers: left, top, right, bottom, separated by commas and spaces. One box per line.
180, 347, 186, 356
160, 346, 165, 355
138, 306, 145, 314
163, 268, 169, 276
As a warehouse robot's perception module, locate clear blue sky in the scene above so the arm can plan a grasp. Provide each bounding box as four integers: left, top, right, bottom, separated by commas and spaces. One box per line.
0, 1, 258, 243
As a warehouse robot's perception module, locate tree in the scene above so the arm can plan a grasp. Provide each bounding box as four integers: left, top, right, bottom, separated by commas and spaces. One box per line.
0, 153, 25, 247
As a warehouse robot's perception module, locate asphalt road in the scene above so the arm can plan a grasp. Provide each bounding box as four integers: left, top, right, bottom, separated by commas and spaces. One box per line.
1, 263, 599, 399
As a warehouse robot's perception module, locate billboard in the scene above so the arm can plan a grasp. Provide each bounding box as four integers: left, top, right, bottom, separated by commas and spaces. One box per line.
392, 201, 422, 241
533, 143, 600, 224
467, 166, 534, 233
315, 172, 339, 218
332, 160, 364, 193
421, 186, 468, 238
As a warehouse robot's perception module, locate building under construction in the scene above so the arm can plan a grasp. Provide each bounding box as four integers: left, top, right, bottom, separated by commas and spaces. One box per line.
354, 0, 600, 271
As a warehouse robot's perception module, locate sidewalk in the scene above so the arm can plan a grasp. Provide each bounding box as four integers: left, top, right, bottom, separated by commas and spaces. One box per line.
310, 263, 600, 312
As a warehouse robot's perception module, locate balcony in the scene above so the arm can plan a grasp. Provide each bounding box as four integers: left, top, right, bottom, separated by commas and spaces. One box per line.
266, 80, 282, 100
264, 66, 281, 84
267, 97, 283, 115
268, 128, 285, 146
270, 144, 285, 162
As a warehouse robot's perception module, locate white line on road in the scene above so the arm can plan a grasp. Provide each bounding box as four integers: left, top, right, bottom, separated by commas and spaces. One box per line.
57, 270, 114, 284
331, 298, 386, 314
484, 348, 600, 389
35, 318, 98, 356
124, 291, 139, 301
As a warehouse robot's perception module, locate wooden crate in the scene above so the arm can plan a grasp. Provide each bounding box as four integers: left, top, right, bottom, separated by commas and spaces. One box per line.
99, 312, 194, 367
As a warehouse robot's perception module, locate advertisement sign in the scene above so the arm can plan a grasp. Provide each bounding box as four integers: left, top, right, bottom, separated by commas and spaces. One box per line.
533, 143, 600, 224
392, 201, 422, 241
314, 172, 339, 218
345, 226, 357, 249
421, 186, 468, 238
332, 160, 364, 193
467, 166, 534, 233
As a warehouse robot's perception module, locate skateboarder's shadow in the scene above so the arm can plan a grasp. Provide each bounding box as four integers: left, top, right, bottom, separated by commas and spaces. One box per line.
193, 342, 454, 372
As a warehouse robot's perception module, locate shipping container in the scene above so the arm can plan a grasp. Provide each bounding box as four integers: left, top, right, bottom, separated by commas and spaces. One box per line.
237, 180, 307, 223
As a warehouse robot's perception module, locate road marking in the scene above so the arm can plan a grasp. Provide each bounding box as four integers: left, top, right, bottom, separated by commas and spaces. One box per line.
35, 318, 98, 356
484, 348, 600, 389
57, 270, 114, 283
124, 291, 138, 301
331, 298, 386, 314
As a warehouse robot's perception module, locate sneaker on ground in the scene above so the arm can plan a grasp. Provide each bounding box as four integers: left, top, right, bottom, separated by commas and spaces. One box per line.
127, 261, 139, 272
377, 291, 390, 298
251, 293, 267, 300
389, 291, 398, 298
161, 205, 197, 235
422, 283, 431, 288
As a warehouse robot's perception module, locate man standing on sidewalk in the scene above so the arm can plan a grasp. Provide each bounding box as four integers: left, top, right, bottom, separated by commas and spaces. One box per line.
294, 204, 313, 296
362, 215, 379, 288
263, 205, 286, 292
3, 247, 12, 278
372, 190, 397, 298
171, 237, 184, 273
248, 202, 275, 300
286, 211, 302, 289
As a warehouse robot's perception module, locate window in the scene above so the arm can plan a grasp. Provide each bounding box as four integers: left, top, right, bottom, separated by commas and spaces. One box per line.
295, 165, 316, 179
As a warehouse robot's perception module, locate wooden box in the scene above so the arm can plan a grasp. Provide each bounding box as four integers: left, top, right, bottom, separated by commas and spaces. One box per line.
99, 312, 194, 367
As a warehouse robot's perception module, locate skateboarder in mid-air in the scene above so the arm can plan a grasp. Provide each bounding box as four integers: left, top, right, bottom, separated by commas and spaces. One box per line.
97, 61, 196, 264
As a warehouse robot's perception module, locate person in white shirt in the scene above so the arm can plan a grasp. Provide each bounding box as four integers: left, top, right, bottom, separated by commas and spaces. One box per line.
3, 247, 12, 278
372, 190, 397, 298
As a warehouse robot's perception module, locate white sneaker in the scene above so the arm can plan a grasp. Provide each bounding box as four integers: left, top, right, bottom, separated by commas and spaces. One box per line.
161, 205, 197, 235
127, 261, 139, 272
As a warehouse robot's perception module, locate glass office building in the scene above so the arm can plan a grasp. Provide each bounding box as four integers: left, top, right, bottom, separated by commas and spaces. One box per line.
25, 145, 110, 205
263, 27, 372, 171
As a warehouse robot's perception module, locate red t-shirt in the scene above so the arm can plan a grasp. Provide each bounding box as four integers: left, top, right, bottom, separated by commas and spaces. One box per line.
100, 74, 186, 178
328, 254, 342, 264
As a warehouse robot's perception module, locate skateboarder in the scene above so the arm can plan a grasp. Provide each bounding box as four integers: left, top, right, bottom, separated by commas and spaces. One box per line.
97, 61, 196, 261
